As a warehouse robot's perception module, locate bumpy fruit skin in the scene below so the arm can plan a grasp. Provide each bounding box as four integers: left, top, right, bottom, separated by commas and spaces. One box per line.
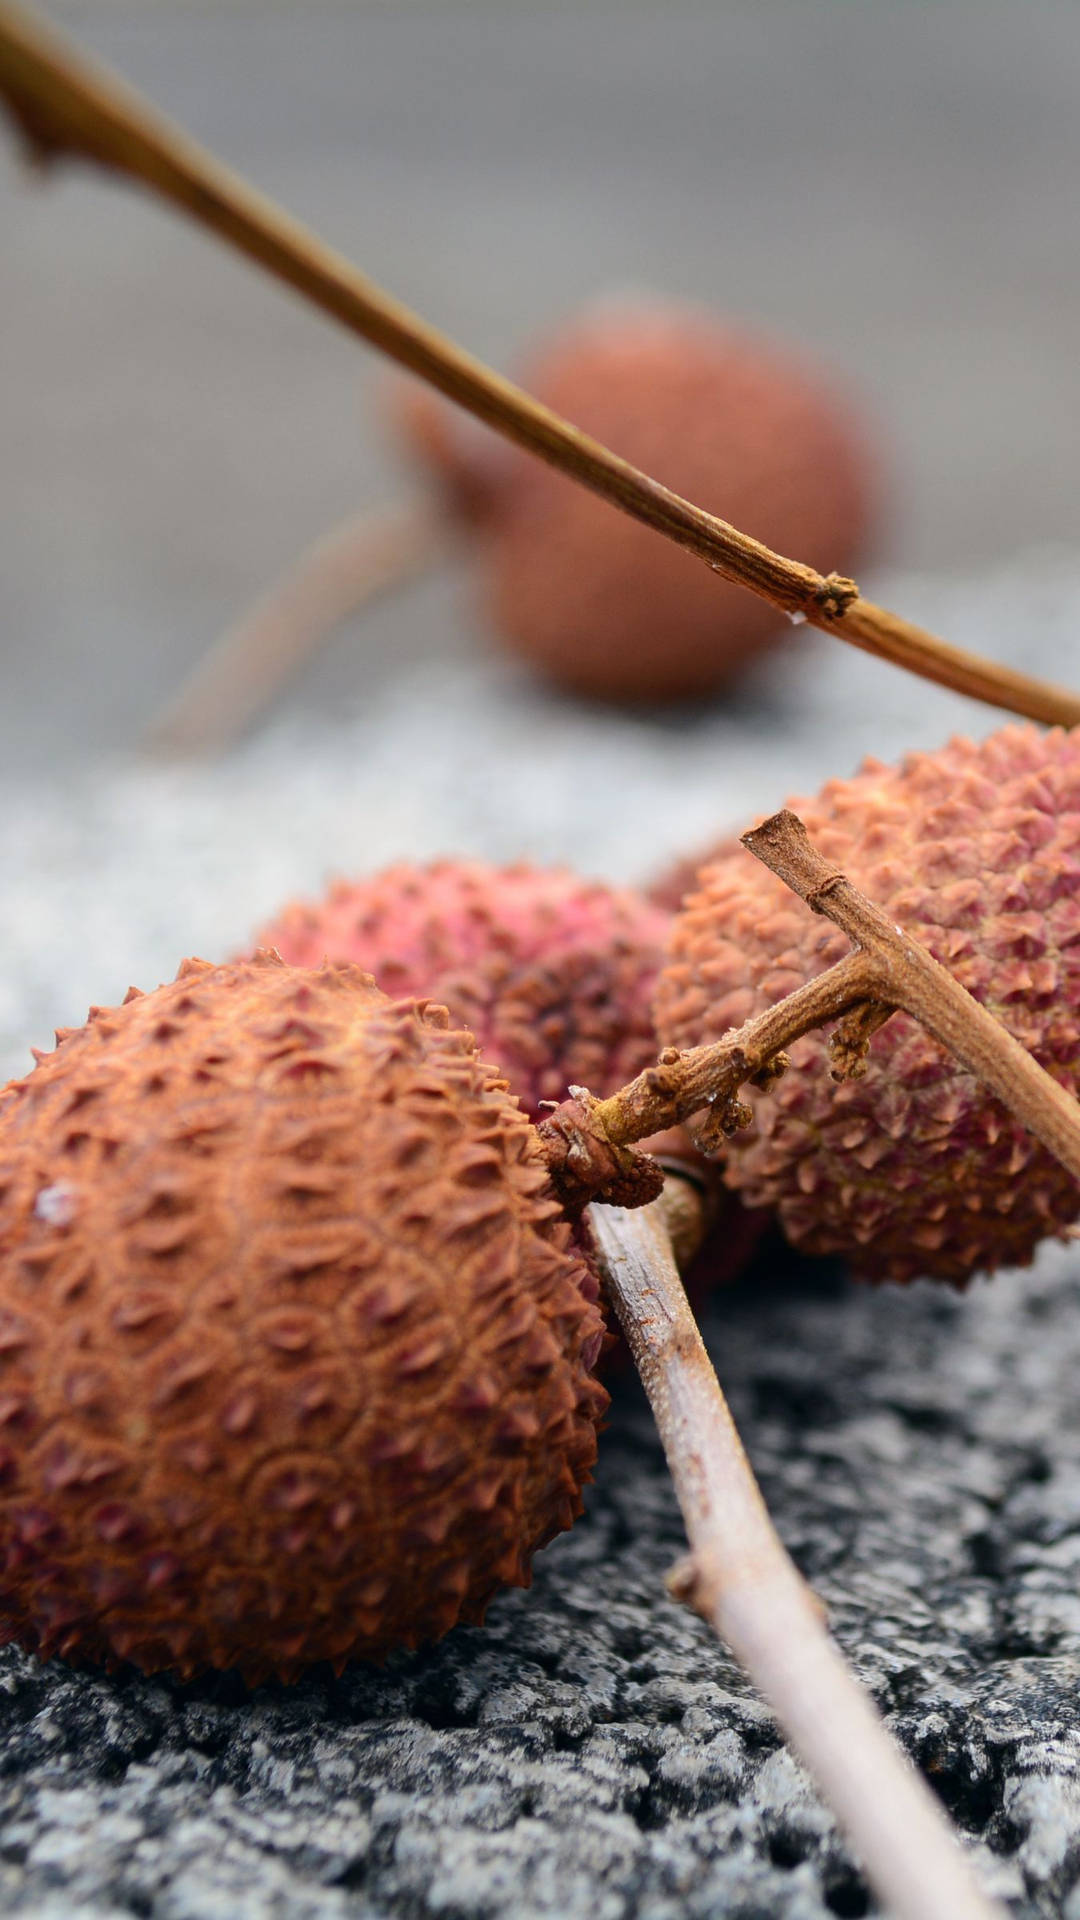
0, 955, 608, 1683
647, 833, 743, 916
395, 304, 875, 702
255, 860, 670, 1121
655, 727, 1080, 1285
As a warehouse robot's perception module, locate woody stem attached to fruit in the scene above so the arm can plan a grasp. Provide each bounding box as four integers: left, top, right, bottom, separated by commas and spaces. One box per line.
1, 0, 1079, 729
588, 1199, 1005, 1920
746, 809, 1080, 1184
539, 809, 1080, 1208
144, 497, 446, 758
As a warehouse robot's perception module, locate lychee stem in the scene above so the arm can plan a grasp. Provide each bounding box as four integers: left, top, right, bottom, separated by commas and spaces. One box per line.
745, 809, 1080, 1184
588, 1197, 1005, 1920
142, 496, 445, 758
541, 810, 1080, 1206
1, 3, 1078, 731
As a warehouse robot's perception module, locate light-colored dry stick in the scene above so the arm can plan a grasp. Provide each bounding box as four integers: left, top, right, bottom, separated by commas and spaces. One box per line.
144, 496, 444, 757
588, 1199, 1003, 1920
541, 810, 1080, 1208
1, 2, 1078, 731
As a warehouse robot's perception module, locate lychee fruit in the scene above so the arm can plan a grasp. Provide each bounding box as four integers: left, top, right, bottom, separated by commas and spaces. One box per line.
254, 859, 671, 1121
255, 861, 771, 1304
395, 300, 876, 702
654, 725, 1080, 1285
0, 954, 608, 1682
646, 832, 743, 916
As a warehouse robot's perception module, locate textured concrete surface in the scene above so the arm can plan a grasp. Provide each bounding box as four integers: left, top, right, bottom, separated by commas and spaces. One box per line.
2, 1241, 1080, 1918
3, 552, 1080, 1085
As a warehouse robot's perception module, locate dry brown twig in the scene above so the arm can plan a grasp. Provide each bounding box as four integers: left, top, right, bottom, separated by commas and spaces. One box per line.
540, 808, 1080, 1205
0, 0, 1078, 735
574, 805, 1080, 1920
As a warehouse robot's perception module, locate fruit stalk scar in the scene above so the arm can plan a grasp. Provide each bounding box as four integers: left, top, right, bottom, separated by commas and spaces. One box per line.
540, 809, 1080, 1208
1, 0, 1078, 728
587, 1199, 1005, 1920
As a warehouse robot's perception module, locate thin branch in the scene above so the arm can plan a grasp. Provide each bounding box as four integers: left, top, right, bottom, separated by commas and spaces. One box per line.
596, 947, 882, 1146
588, 1200, 1004, 1920
143, 497, 444, 757
745, 809, 1080, 1186
540, 947, 885, 1209
540, 809, 1080, 1208
1, 2, 1078, 729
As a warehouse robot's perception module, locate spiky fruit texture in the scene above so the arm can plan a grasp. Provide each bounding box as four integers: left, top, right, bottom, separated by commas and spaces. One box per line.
655, 726, 1080, 1285
394, 302, 875, 701
0, 955, 608, 1683
255, 860, 670, 1121
647, 833, 743, 916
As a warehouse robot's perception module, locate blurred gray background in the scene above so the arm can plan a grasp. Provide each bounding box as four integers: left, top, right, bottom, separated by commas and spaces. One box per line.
3, 0, 1080, 772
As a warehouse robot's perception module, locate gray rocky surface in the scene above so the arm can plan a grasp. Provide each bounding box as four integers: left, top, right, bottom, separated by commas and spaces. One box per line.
3, 554, 1080, 1915
3, 550, 1080, 1083
1, 1240, 1080, 1918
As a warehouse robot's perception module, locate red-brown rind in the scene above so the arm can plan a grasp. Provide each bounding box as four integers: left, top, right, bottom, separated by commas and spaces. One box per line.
646, 833, 743, 915
655, 726, 1080, 1284
0, 956, 608, 1682
255, 860, 670, 1121
395, 305, 875, 702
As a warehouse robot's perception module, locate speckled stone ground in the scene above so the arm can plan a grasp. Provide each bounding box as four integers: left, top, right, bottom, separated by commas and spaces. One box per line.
3, 1245, 1080, 1919
4, 560, 1080, 1916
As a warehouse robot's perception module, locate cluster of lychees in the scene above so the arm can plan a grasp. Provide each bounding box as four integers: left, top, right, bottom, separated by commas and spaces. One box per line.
1, 724, 1079, 1685
5, 17, 1078, 1914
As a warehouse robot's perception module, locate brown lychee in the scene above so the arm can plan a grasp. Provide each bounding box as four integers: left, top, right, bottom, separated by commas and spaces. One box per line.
395, 301, 876, 702
254, 859, 671, 1121
0, 954, 608, 1683
654, 725, 1080, 1285
256, 860, 768, 1307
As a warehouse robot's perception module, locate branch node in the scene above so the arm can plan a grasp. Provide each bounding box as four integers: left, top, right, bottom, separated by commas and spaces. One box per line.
538, 1093, 664, 1214
828, 1001, 895, 1081
643, 1060, 682, 1100
719, 1095, 754, 1138
813, 571, 860, 620
690, 1096, 748, 1154
751, 1051, 790, 1092
666, 1551, 706, 1615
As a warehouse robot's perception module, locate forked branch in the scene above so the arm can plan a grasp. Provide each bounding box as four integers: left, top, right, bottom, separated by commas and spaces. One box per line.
540, 809, 1080, 1206
0, 0, 1078, 729
747, 810, 1080, 1183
